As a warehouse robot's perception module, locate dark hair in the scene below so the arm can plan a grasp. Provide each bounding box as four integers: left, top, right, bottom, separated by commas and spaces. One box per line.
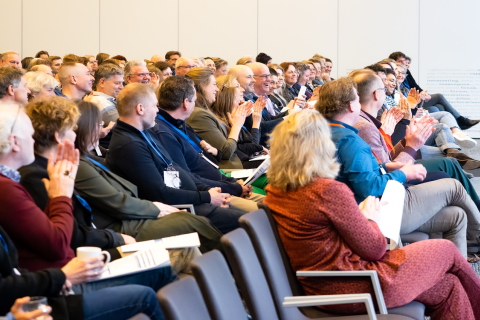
388, 51, 406, 61
96, 53, 110, 66
74, 100, 101, 156
21, 57, 34, 69
78, 57, 88, 66
111, 55, 127, 62
49, 56, 62, 62
256, 52, 272, 64
0, 67, 25, 99
316, 77, 358, 119
365, 64, 386, 74
280, 62, 296, 73
94, 63, 124, 90
165, 51, 181, 60
269, 67, 278, 77
157, 76, 195, 112
154, 61, 172, 72
325, 58, 332, 63
101, 59, 120, 66
35, 50, 49, 58
405, 56, 411, 62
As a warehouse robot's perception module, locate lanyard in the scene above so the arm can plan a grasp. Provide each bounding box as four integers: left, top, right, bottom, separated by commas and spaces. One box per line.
86, 156, 110, 171
328, 122, 382, 165
378, 128, 395, 155
140, 130, 173, 169
74, 192, 92, 212
0, 233, 8, 253
157, 114, 203, 153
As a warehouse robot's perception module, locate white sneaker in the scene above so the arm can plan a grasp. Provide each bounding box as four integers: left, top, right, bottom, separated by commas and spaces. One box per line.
453, 131, 477, 149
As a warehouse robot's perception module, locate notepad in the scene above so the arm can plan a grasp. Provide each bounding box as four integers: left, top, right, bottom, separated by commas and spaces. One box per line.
230, 169, 255, 179
121, 233, 201, 253
377, 181, 405, 250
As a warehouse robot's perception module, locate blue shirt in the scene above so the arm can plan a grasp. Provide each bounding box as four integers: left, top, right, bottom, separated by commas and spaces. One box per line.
329, 119, 406, 203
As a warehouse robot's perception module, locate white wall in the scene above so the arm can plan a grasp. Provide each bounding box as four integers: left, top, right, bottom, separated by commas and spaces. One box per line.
1, 0, 480, 133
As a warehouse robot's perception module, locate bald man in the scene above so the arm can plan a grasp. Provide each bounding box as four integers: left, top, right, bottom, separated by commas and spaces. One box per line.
57, 62, 94, 99
150, 55, 165, 63
175, 57, 196, 77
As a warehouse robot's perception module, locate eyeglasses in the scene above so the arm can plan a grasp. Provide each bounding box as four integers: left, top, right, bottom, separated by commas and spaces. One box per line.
254, 74, 271, 80
374, 87, 387, 93
10, 105, 21, 136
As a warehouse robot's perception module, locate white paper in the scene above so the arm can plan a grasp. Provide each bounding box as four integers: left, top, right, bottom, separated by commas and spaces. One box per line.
307, 100, 317, 107
93, 241, 170, 281
376, 181, 405, 250
243, 158, 270, 187
230, 169, 255, 179
249, 154, 270, 162
121, 233, 200, 253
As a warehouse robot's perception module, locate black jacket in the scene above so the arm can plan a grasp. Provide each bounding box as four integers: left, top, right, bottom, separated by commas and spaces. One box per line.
19, 155, 124, 257
406, 69, 423, 92
0, 226, 83, 319
153, 110, 242, 196
106, 119, 211, 205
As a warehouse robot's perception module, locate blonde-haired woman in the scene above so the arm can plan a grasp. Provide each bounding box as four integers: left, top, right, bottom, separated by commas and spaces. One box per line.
25, 71, 59, 102
265, 109, 480, 319
186, 68, 248, 169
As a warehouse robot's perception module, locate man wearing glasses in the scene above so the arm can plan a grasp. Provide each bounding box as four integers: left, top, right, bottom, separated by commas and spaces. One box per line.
0, 51, 21, 68
0, 67, 30, 106
124, 60, 152, 85
175, 57, 196, 77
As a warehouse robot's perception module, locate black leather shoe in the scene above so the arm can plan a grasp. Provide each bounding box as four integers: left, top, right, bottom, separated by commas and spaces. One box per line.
457, 116, 480, 130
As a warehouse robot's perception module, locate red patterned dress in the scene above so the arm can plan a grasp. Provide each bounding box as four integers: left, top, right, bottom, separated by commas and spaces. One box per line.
265, 178, 480, 319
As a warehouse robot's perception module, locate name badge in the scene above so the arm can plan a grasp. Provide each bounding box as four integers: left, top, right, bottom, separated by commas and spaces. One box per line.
380, 167, 387, 175
201, 153, 219, 168
164, 171, 181, 189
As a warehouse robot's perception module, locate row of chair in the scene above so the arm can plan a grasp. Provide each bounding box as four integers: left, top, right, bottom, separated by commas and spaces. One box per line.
157, 204, 426, 320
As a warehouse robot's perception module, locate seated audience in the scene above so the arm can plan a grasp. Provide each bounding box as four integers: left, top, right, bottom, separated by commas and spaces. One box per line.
165, 51, 181, 75
73, 100, 223, 252
293, 62, 312, 99
212, 57, 228, 78
255, 52, 272, 65
49, 56, 62, 75
21, 57, 34, 69
25, 71, 58, 102
268, 67, 287, 109
302, 60, 318, 91
323, 57, 334, 80
35, 50, 49, 59
153, 61, 173, 84
57, 62, 94, 99
390, 51, 479, 130
316, 77, 480, 258
175, 57, 196, 77
18, 97, 178, 294
0, 67, 30, 106
147, 65, 161, 87
151, 54, 165, 63
264, 109, 480, 319
124, 60, 151, 85
153, 76, 262, 211
0, 106, 164, 319
351, 70, 480, 208
96, 53, 109, 67
84, 55, 98, 72
308, 58, 325, 86
106, 83, 247, 233
0, 51, 21, 68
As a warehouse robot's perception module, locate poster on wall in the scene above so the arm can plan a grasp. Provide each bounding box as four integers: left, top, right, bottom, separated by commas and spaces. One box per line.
424, 69, 480, 138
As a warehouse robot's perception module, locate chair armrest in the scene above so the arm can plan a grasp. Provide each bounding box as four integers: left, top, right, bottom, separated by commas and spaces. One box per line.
283, 294, 377, 320
171, 204, 196, 215
296, 270, 387, 314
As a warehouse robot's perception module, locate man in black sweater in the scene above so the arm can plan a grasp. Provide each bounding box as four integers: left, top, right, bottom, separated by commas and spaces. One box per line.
152, 76, 263, 212
106, 83, 247, 234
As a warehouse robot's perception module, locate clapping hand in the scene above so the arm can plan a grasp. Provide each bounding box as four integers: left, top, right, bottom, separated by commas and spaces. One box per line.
150, 72, 160, 86
200, 140, 218, 156
398, 97, 412, 120
100, 121, 115, 138
42, 140, 80, 199
227, 101, 249, 128
406, 88, 421, 108
380, 109, 397, 135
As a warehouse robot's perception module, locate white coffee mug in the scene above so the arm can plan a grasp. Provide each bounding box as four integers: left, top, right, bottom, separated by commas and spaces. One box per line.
76, 247, 111, 268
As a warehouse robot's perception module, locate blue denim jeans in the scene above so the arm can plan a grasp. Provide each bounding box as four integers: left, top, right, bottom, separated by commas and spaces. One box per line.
83, 285, 164, 320
423, 93, 461, 118
72, 266, 177, 293
429, 111, 459, 129
420, 123, 460, 159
